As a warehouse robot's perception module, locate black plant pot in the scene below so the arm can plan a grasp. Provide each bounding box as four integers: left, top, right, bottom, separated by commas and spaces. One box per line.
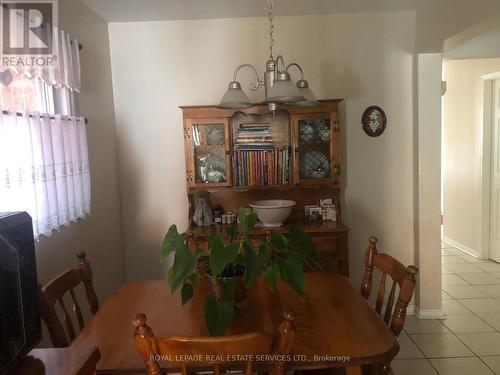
205, 264, 247, 303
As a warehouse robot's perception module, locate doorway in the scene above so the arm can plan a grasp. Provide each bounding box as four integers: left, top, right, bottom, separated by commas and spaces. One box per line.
441, 59, 500, 263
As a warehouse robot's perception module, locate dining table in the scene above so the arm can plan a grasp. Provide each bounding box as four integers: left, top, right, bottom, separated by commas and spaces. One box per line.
71, 272, 399, 374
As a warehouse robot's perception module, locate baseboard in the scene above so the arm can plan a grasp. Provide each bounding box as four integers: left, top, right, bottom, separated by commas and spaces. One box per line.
442, 236, 479, 258
415, 307, 446, 319
407, 304, 415, 316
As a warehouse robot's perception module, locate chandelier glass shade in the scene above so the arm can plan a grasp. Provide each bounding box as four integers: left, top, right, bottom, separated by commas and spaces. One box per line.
218, 81, 253, 109
218, 0, 319, 111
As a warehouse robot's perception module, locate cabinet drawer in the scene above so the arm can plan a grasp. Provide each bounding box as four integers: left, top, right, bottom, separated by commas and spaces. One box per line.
310, 233, 348, 276
312, 236, 339, 253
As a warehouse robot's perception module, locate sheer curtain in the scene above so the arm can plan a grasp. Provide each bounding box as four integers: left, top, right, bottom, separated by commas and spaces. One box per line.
0, 111, 90, 238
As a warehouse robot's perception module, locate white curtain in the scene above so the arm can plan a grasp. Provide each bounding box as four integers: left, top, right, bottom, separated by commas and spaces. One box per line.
0, 110, 90, 238
0, 27, 81, 92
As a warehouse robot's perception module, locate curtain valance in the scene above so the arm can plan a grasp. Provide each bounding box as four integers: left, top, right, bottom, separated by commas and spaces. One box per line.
0, 27, 81, 92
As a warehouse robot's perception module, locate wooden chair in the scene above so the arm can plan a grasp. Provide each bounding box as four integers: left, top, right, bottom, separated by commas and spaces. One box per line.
39, 251, 99, 348
360, 237, 418, 374
131, 309, 296, 375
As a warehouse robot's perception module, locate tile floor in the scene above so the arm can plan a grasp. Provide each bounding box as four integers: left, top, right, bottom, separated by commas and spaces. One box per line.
391, 242, 500, 374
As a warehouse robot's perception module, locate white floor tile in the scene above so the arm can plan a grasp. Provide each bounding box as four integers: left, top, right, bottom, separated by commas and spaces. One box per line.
442, 285, 489, 299
442, 256, 469, 265
440, 314, 495, 333
458, 272, 500, 285
442, 290, 454, 300
457, 333, 500, 356
480, 356, 500, 374
442, 274, 470, 286
403, 316, 450, 334
445, 263, 483, 274
391, 359, 438, 375
458, 298, 500, 314
441, 299, 473, 315
445, 248, 468, 256
478, 284, 500, 298
477, 262, 500, 273
430, 357, 494, 375
410, 333, 474, 358
396, 332, 425, 359
477, 312, 500, 331
442, 266, 453, 275
460, 255, 491, 264
490, 272, 500, 279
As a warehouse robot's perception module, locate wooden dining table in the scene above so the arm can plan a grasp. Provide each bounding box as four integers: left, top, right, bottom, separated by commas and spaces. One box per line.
71, 272, 399, 374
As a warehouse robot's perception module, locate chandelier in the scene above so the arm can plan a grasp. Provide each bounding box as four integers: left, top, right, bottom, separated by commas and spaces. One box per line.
218, 0, 319, 111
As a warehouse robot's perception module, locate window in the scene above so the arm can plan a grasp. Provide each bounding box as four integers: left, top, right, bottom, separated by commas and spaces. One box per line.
0, 74, 88, 239
0, 74, 74, 115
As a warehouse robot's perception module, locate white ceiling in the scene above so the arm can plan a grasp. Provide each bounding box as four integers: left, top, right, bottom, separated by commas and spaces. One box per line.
445, 28, 500, 59
80, 0, 417, 22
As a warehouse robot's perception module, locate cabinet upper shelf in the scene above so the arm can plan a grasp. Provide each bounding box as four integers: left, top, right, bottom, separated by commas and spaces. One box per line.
182, 99, 343, 192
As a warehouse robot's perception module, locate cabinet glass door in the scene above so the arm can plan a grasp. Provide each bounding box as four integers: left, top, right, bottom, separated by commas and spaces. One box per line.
188, 119, 231, 187
294, 113, 338, 184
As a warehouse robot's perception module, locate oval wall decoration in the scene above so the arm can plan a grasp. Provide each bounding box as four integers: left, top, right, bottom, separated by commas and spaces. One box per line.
362, 106, 387, 137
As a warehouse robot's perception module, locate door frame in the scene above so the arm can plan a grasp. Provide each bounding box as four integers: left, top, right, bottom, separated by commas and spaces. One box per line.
479, 71, 500, 260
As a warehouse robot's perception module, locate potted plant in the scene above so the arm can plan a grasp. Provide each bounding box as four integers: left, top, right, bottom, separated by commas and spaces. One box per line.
161, 208, 320, 336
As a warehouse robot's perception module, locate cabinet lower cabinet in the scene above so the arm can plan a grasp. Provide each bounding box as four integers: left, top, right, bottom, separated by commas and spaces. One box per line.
310, 232, 349, 276
187, 230, 349, 277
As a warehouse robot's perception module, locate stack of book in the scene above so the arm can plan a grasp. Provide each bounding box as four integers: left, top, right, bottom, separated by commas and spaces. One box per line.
232, 124, 291, 187
234, 124, 274, 151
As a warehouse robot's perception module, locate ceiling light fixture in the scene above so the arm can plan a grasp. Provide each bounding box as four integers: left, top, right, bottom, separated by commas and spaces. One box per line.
218, 0, 320, 112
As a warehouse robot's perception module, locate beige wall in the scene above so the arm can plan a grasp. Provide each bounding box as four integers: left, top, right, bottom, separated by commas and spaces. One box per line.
415, 53, 443, 313
443, 58, 500, 254
108, 11, 416, 287
35, 0, 126, 302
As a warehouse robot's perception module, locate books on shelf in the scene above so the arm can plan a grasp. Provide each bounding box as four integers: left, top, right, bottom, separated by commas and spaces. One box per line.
233, 147, 291, 187
234, 123, 273, 149
232, 123, 291, 187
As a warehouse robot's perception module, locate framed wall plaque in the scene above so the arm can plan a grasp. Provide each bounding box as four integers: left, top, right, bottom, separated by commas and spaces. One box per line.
362, 106, 386, 137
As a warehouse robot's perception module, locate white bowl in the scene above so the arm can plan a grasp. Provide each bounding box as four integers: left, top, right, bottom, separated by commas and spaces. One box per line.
249, 200, 296, 227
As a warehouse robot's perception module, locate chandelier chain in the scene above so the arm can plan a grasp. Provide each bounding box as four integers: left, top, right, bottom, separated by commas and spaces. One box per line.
268, 0, 274, 59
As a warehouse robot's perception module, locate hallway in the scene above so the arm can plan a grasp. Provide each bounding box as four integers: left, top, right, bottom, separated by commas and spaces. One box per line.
391, 242, 500, 374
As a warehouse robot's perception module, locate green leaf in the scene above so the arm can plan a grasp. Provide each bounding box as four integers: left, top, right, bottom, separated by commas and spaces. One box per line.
270, 231, 288, 251
188, 272, 200, 288
203, 294, 235, 336
161, 225, 185, 261
170, 244, 197, 293
220, 278, 235, 302
263, 261, 280, 294
244, 241, 270, 288
181, 282, 194, 305
238, 208, 258, 234
167, 265, 174, 284
278, 252, 305, 297
209, 237, 238, 277
225, 224, 238, 241
289, 224, 320, 264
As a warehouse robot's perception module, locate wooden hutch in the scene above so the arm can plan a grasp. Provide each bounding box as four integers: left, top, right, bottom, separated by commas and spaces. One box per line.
181, 100, 350, 276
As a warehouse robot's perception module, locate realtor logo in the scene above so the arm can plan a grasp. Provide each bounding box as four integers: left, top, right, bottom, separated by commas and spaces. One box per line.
1, 1, 56, 54
1, 1, 58, 68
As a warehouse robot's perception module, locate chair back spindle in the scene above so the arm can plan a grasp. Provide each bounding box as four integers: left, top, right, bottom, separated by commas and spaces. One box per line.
360, 237, 418, 337
39, 251, 99, 347
132, 309, 296, 375
78, 251, 99, 314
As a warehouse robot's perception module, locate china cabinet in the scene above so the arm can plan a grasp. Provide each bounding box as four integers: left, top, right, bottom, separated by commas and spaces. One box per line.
181, 100, 349, 275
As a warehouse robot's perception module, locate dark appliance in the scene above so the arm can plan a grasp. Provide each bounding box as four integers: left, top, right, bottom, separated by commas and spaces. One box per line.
0, 212, 40, 374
